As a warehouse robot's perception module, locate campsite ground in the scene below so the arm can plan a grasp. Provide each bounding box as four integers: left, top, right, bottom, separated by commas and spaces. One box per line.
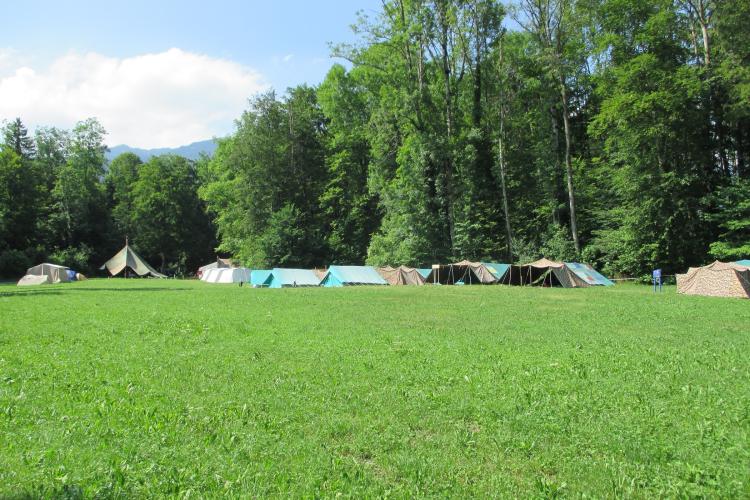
1, 279, 748, 497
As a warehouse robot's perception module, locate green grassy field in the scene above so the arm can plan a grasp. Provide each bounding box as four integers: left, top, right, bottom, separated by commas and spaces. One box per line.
1, 279, 748, 497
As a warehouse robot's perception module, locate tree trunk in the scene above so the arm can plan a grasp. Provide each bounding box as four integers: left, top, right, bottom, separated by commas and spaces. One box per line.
559, 78, 580, 254
498, 135, 513, 260
440, 15, 455, 253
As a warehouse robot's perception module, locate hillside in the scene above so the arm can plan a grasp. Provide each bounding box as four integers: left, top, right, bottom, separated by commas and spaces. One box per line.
106, 139, 218, 162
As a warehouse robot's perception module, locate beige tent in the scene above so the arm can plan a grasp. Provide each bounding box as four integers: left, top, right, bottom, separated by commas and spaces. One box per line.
677, 261, 750, 299
101, 244, 166, 278
376, 266, 426, 285
517, 259, 590, 287
17, 263, 70, 286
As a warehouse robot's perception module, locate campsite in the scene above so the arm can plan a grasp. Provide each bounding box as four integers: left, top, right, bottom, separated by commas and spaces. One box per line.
2, 0, 750, 497
1, 278, 749, 497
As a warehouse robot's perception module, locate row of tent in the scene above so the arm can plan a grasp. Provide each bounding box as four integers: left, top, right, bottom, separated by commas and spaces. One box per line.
17, 243, 165, 285
198, 259, 615, 288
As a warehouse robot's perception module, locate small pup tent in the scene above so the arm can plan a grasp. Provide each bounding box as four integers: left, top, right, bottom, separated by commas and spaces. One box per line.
320, 265, 388, 287
736, 259, 750, 267
514, 259, 613, 287
203, 267, 250, 284
417, 269, 431, 279
17, 263, 70, 286
677, 261, 750, 299
101, 243, 166, 278
426, 261, 510, 285
376, 266, 426, 285
265, 268, 321, 288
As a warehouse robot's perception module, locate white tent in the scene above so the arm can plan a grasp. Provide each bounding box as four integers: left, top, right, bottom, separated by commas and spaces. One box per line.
202, 267, 250, 284
17, 263, 70, 286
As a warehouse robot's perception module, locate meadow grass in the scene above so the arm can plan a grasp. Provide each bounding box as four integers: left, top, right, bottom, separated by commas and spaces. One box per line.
1, 279, 748, 497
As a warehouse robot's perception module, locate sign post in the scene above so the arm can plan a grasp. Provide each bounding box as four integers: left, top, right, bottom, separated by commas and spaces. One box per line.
652, 269, 662, 292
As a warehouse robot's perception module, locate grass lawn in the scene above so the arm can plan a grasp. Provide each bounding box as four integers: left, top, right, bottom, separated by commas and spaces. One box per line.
1, 279, 749, 497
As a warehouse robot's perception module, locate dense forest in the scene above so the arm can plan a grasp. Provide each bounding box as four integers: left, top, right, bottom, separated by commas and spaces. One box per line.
1, 0, 748, 279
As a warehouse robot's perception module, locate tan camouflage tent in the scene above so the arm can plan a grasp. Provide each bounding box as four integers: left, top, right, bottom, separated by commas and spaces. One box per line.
677, 261, 750, 299
376, 266, 426, 285
101, 244, 166, 278
17, 263, 70, 286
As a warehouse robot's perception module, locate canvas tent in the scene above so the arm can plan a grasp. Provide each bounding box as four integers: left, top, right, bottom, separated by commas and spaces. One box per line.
250, 270, 273, 287
17, 263, 70, 286
264, 268, 321, 288
320, 265, 388, 287
677, 261, 750, 299
512, 259, 613, 287
100, 244, 166, 278
202, 267, 250, 284
376, 266, 426, 285
198, 257, 235, 279
426, 261, 510, 285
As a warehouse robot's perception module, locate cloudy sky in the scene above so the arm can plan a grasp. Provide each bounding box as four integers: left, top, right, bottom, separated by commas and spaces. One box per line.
0, 0, 381, 148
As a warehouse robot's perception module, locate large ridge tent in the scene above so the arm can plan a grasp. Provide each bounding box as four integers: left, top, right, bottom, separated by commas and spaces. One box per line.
265, 268, 321, 288
320, 265, 389, 287
426, 261, 510, 285
376, 266, 426, 285
677, 261, 750, 299
203, 267, 250, 284
17, 263, 71, 286
101, 243, 166, 278
513, 259, 613, 287
250, 270, 273, 287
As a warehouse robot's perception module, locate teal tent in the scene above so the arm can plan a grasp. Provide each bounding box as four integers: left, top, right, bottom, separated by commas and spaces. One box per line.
320, 265, 388, 287
267, 268, 320, 288
736, 260, 750, 267
564, 262, 614, 286
417, 269, 431, 279
250, 270, 272, 287
482, 262, 510, 282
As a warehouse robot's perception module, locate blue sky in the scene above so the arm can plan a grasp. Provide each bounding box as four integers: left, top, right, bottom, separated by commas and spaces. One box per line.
0, 0, 382, 148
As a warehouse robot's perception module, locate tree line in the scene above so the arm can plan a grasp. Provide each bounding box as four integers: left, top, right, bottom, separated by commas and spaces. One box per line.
0, 118, 215, 277
2, 0, 748, 279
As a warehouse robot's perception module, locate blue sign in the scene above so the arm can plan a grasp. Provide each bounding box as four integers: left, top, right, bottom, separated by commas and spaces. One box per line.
652, 268, 662, 292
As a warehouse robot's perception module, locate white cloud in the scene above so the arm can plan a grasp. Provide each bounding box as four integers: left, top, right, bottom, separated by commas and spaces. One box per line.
0, 48, 268, 148
282, 53, 294, 63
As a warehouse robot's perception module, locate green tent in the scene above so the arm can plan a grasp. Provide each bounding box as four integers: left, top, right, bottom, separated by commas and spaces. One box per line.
101, 243, 166, 278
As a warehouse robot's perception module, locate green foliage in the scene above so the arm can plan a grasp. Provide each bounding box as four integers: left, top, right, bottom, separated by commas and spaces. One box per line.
1, 280, 749, 496
48, 244, 92, 272
705, 179, 750, 260
0, 249, 31, 277
129, 155, 214, 273
199, 88, 327, 267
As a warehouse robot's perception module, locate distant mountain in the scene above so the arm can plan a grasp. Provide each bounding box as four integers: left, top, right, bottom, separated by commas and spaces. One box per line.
106, 139, 218, 162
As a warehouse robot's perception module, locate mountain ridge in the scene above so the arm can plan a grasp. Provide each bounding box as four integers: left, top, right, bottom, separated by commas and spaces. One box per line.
106, 139, 218, 162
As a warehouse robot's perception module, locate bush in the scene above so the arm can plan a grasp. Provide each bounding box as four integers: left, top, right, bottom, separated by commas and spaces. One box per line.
0, 249, 31, 279
49, 244, 92, 273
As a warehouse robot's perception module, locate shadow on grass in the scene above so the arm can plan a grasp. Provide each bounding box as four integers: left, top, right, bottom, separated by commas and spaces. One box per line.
0, 287, 191, 297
